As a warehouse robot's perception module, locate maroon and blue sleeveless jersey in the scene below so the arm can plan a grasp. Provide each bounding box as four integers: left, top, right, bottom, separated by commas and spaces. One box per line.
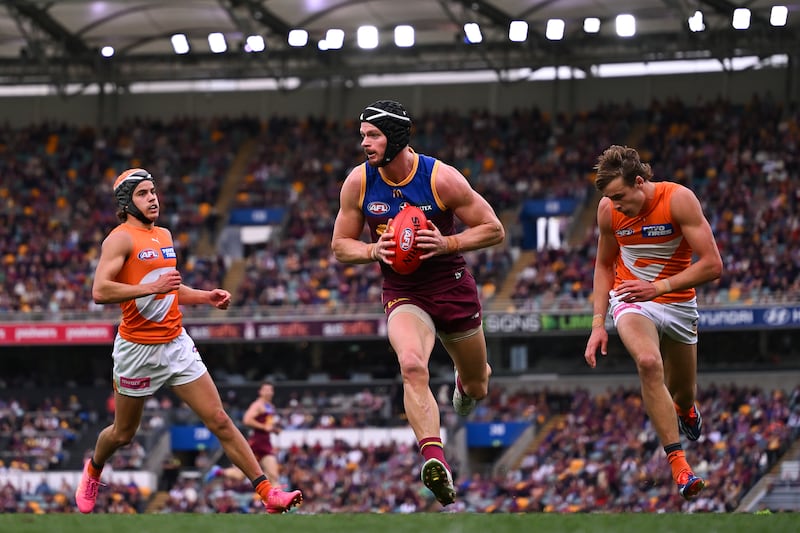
359, 151, 468, 292
247, 402, 276, 458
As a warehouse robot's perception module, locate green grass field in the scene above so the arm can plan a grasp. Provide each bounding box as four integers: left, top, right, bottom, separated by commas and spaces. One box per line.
0, 513, 795, 533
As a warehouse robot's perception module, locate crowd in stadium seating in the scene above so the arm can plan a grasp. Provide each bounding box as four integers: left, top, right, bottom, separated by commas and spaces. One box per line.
0, 117, 257, 316
2, 382, 797, 513
0, 394, 90, 473
1, 97, 797, 316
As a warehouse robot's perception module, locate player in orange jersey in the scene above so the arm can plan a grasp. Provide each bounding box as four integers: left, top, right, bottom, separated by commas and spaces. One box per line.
75, 168, 302, 515
583, 146, 723, 502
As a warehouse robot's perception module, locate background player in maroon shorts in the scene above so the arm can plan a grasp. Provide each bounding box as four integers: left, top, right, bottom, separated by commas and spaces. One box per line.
331, 100, 505, 506
207, 381, 283, 485
244, 381, 282, 483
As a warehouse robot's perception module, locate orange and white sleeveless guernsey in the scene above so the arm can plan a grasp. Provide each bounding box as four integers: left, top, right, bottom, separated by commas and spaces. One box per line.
610, 181, 694, 304
111, 224, 183, 344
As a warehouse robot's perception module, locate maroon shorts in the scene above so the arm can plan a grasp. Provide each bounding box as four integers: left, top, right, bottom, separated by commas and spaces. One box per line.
382, 268, 482, 335
248, 435, 274, 460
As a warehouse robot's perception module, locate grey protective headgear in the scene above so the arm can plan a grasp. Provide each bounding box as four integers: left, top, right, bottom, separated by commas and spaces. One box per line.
113, 168, 155, 224
359, 100, 412, 166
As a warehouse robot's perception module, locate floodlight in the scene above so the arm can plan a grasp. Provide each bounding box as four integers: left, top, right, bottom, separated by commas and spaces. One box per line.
770, 6, 788, 27
288, 29, 308, 47
357, 25, 378, 49
583, 18, 600, 33
616, 14, 636, 37
464, 23, 482, 44
171, 34, 190, 54
395, 25, 415, 47
208, 32, 227, 54
509, 20, 528, 42
325, 29, 344, 49
688, 11, 705, 32
245, 35, 265, 53
546, 19, 565, 40
732, 8, 751, 30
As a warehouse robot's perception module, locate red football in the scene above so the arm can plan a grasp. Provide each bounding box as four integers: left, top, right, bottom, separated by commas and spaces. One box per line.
391, 205, 427, 275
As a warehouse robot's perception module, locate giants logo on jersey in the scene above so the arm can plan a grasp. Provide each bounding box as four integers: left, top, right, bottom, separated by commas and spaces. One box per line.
138, 249, 159, 260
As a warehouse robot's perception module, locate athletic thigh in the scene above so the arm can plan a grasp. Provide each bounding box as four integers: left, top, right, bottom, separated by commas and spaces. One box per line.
441, 327, 488, 383
171, 372, 226, 424
387, 306, 437, 366
615, 312, 662, 364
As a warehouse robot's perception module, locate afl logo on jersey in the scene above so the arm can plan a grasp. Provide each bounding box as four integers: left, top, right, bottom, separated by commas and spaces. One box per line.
138, 249, 159, 260
367, 202, 390, 215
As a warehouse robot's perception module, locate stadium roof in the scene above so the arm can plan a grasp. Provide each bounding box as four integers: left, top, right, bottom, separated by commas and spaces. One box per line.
0, 0, 795, 91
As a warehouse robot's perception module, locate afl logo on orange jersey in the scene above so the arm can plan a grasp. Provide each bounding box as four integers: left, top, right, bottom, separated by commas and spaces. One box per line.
138, 249, 159, 260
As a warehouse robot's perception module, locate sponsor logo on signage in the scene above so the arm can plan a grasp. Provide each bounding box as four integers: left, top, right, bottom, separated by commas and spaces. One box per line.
763, 308, 791, 326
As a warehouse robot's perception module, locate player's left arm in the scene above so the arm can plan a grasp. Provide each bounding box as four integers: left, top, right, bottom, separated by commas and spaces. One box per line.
177, 284, 231, 309
659, 186, 723, 294
417, 163, 505, 259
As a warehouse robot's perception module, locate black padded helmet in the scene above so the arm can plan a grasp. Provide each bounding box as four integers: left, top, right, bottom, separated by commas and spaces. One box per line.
113, 168, 155, 224
359, 100, 412, 166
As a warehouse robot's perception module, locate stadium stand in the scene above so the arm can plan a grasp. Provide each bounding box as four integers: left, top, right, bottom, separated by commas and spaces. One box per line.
0, 24, 797, 516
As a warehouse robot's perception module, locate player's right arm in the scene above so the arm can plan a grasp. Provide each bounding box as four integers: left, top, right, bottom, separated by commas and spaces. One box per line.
92, 230, 182, 304
331, 167, 392, 264
584, 198, 619, 368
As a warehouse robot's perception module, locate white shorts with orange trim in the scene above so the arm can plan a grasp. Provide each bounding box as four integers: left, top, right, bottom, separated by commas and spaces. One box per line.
609, 290, 699, 344
112, 328, 207, 397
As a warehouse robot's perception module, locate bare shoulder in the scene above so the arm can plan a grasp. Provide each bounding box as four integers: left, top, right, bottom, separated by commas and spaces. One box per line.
339, 164, 365, 201
670, 184, 705, 220
101, 227, 132, 252
433, 160, 472, 206
597, 197, 613, 226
